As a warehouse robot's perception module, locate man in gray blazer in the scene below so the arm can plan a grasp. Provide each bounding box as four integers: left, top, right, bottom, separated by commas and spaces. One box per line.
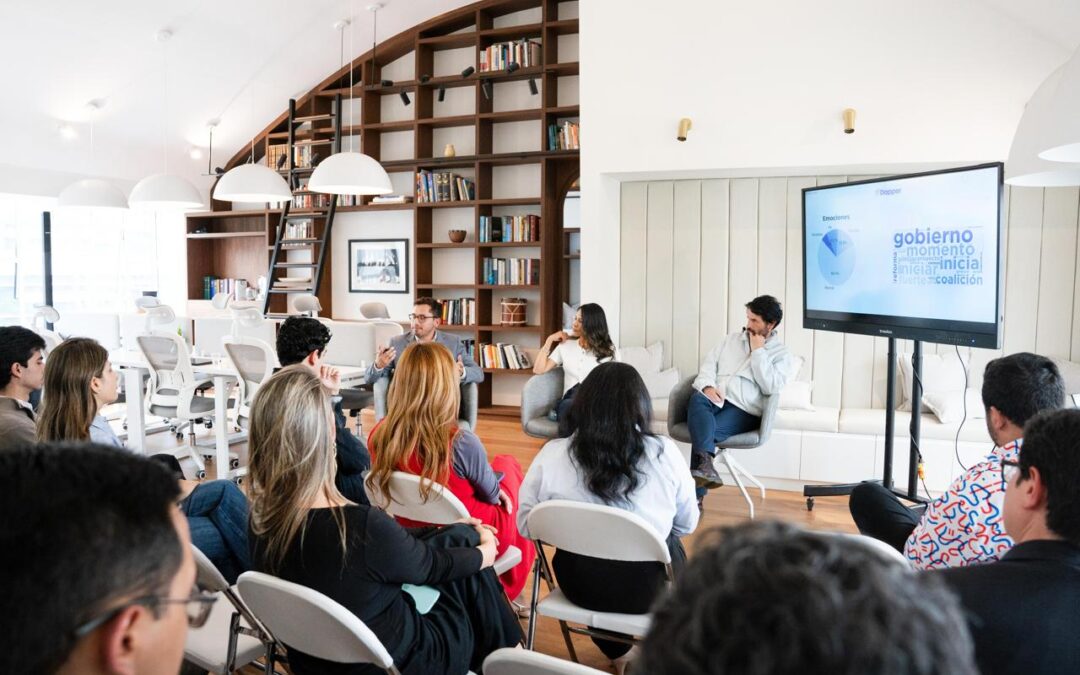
0, 326, 46, 451
364, 296, 483, 385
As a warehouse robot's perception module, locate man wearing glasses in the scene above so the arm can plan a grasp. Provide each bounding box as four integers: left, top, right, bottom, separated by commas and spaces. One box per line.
850, 352, 1064, 569
2, 443, 213, 674
935, 408, 1080, 675
365, 296, 483, 385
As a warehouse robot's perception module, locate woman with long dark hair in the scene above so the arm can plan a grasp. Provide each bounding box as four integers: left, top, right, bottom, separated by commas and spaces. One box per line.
517, 361, 699, 670
532, 302, 618, 436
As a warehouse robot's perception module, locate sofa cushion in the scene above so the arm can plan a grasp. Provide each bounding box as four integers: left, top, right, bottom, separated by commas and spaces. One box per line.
839, 408, 991, 443
651, 397, 669, 423
922, 388, 985, 424
775, 407, 839, 433
1051, 357, 1080, 395
779, 380, 814, 411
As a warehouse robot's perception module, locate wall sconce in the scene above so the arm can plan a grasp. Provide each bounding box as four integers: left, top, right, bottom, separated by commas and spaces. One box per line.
528, 78, 538, 96
481, 80, 493, 100
399, 90, 411, 106
843, 108, 856, 134
461, 66, 475, 78
438, 85, 446, 102
677, 117, 692, 142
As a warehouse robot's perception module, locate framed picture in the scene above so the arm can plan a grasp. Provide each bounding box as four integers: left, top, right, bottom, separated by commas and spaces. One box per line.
348, 238, 410, 294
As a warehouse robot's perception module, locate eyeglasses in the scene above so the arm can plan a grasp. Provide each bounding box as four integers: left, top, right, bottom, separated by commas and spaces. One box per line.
1000, 459, 1022, 490
408, 313, 436, 322
73, 586, 217, 638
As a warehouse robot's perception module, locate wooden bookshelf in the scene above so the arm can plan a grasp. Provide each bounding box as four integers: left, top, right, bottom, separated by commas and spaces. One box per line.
198, 0, 580, 413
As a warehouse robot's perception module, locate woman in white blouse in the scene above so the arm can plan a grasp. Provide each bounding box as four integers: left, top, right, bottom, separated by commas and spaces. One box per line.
517, 361, 699, 669
532, 303, 618, 437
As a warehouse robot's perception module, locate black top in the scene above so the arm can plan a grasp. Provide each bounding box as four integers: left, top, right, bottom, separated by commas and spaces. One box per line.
333, 400, 371, 505
937, 539, 1080, 675
252, 505, 482, 671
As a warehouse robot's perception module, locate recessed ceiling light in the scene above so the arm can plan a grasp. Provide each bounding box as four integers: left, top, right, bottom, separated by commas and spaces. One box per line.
57, 123, 77, 140
189, 147, 204, 160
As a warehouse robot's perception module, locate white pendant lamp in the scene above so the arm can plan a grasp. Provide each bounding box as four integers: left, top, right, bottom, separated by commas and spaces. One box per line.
213, 163, 293, 203
130, 173, 204, 210
58, 178, 129, 209
1006, 64, 1080, 187
1037, 46, 1080, 164
309, 3, 392, 196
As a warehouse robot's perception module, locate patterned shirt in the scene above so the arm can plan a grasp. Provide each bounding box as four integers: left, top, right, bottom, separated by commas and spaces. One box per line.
904, 439, 1019, 570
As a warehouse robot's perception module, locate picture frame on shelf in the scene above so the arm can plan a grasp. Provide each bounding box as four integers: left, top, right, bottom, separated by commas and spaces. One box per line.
349, 238, 410, 294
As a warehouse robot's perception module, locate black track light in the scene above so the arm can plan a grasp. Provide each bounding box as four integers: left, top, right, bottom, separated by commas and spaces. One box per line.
481, 80, 493, 100
461, 66, 475, 78
506, 62, 520, 73
381, 79, 394, 87
438, 85, 446, 102
276, 153, 288, 169
419, 74, 431, 83
399, 90, 411, 106
528, 78, 538, 96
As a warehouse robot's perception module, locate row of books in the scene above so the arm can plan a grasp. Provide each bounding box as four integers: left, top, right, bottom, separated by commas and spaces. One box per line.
479, 40, 542, 72
267, 143, 317, 170
483, 257, 540, 286
479, 215, 540, 242
202, 276, 248, 301
292, 192, 335, 209
371, 194, 414, 204
549, 121, 580, 151
284, 220, 313, 241
439, 298, 476, 326
416, 171, 476, 203
475, 342, 532, 370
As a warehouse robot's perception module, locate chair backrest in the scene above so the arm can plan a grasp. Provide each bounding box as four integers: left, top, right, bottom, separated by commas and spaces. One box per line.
366, 471, 470, 524
666, 375, 696, 427
484, 647, 608, 674
526, 500, 671, 564
120, 312, 192, 350
137, 333, 200, 415
323, 320, 376, 368
371, 320, 404, 350
374, 378, 477, 430
360, 302, 391, 319
828, 531, 912, 567
520, 368, 564, 425
237, 571, 395, 669
223, 337, 277, 419
192, 545, 230, 593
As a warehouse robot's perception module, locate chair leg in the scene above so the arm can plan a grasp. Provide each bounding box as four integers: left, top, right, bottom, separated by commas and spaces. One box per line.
723, 450, 766, 500
526, 555, 542, 650
559, 620, 579, 662
717, 451, 755, 519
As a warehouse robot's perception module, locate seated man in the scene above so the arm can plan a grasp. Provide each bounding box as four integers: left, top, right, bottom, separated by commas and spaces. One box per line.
850, 352, 1064, 569
277, 316, 371, 505
640, 521, 978, 675
0, 326, 46, 451
1, 443, 204, 674
934, 408, 1080, 675
364, 296, 483, 386
688, 295, 796, 499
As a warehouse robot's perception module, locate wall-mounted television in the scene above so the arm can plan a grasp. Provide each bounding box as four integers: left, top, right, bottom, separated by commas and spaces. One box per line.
802, 163, 1003, 348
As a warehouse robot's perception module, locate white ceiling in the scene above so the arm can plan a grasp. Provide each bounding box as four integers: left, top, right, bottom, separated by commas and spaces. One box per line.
1, 0, 1078, 195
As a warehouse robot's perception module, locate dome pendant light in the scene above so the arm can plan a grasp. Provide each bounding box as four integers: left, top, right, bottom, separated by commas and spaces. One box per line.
309, 2, 393, 196
57, 100, 129, 210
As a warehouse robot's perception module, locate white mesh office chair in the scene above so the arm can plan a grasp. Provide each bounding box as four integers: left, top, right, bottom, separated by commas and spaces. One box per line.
31, 305, 63, 352
360, 302, 391, 319
374, 379, 479, 431
524, 500, 673, 660
484, 648, 608, 675
365, 471, 522, 577
222, 336, 277, 429
187, 546, 272, 673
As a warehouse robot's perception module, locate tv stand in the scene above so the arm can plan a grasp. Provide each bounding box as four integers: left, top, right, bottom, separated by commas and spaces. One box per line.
803, 337, 930, 510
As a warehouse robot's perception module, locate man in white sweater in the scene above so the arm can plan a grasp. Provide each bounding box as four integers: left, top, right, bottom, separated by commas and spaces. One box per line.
689, 295, 796, 494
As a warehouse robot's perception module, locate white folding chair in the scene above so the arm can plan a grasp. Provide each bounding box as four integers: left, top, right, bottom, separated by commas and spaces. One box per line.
365, 471, 522, 577
483, 648, 608, 675
237, 572, 408, 675
187, 546, 272, 673
524, 500, 673, 660
829, 531, 913, 567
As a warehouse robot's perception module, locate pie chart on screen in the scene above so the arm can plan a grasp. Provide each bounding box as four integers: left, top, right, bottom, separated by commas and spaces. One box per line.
818, 229, 856, 285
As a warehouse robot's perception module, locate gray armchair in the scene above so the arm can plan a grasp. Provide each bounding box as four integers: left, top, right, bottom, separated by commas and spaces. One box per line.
667, 375, 779, 519
520, 368, 564, 439
373, 378, 478, 432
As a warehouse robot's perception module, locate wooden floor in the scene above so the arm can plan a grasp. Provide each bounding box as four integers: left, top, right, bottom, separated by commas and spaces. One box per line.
142, 410, 858, 673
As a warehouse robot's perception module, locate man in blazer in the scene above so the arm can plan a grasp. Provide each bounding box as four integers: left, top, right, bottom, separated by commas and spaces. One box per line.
364, 296, 483, 385
935, 407, 1080, 675
0, 326, 46, 451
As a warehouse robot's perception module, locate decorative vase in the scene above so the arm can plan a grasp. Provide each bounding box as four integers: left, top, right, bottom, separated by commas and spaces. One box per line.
448, 229, 467, 243
443, 143, 456, 158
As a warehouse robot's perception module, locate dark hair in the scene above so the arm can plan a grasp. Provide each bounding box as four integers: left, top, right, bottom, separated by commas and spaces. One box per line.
745, 294, 783, 327
576, 303, 616, 361
641, 521, 978, 675
565, 362, 656, 504
981, 352, 1064, 427
1018, 409, 1080, 544
414, 296, 442, 318
0, 443, 183, 673
276, 317, 331, 366
0, 326, 45, 389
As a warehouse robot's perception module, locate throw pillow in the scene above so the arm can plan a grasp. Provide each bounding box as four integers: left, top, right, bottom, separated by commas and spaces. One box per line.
1050, 357, 1080, 395
642, 366, 680, 400
898, 352, 967, 411
619, 342, 663, 375
562, 302, 579, 332
779, 380, 815, 411
922, 388, 986, 424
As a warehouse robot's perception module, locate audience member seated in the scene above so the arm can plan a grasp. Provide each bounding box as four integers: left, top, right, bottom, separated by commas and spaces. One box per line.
0, 443, 207, 674
0, 326, 45, 451
517, 361, 699, 668
531, 302, 618, 437
640, 521, 979, 675
367, 342, 535, 605
934, 408, 1080, 675
276, 316, 371, 505
36, 336, 251, 583
364, 296, 483, 385
248, 365, 521, 675
850, 352, 1064, 569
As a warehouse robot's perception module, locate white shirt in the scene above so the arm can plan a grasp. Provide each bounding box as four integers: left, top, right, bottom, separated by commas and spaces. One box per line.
692, 330, 796, 416
517, 435, 700, 540
549, 340, 619, 393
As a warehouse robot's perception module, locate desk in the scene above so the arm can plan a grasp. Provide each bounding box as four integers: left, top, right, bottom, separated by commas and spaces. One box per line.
111, 350, 368, 480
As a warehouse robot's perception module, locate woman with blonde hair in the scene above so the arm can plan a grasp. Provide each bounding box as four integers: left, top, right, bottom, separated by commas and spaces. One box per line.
249, 364, 520, 675
367, 341, 535, 605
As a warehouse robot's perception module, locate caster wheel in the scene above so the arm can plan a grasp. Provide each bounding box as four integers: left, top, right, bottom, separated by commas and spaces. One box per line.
806, 497, 815, 512
202, 455, 214, 463
122, 423, 128, 431
196, 470, 206, 480
229, 458, 240, 469
204, 421, 213, 430
175, 432, 184, 440
169, 425, 177, 433
233, 476, 245, 486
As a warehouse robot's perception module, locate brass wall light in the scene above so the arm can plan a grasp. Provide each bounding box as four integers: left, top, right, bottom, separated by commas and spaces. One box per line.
843, 108, 856, 134
677, 117, 692, 141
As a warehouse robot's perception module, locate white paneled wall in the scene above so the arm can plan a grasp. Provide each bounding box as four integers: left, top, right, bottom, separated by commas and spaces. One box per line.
620, 177, 1080, 410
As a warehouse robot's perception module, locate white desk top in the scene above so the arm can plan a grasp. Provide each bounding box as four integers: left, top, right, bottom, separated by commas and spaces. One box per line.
109, 349, 368, 385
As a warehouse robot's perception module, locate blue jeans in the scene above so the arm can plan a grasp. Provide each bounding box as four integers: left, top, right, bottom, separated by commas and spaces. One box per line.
182, 480, 251, 584
686, 391, 760, 498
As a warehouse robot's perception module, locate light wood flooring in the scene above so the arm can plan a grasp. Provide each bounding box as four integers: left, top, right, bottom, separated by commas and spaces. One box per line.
141, 410, 858, 673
